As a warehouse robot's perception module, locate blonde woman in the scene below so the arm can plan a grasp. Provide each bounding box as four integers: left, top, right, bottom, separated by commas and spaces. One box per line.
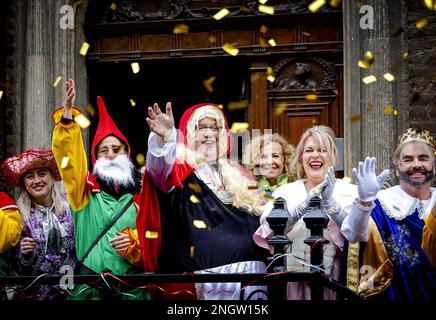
1, 150, 76, 300
144, 102, 269, 300
243, 133, 297, 198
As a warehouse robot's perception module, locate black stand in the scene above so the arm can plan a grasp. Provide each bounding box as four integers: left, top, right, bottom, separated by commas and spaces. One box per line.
303, 195, 330, 301
266, 197, 291, 300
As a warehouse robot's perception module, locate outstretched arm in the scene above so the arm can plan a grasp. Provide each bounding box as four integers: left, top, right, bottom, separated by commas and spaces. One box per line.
341, 157, 390, 242
145, 102, 177, 192
52, 79, 90, 211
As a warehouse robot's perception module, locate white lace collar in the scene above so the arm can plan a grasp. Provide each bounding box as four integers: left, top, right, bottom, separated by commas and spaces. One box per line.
378, 185, 436, 221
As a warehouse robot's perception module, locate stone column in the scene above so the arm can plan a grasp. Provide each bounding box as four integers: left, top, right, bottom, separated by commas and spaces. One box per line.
343, 0, 405, 180
15, 0, 89, 152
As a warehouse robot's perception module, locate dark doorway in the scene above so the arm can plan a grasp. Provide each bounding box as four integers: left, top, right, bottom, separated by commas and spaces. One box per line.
87, 56, 249, 167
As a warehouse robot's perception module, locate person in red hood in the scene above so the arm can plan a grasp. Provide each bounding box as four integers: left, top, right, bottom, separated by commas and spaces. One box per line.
143, 102, 269, 300
51, 79, 160, 300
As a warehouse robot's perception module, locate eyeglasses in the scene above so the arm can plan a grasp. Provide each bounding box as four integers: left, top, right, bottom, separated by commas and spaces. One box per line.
196, 125, 223, 134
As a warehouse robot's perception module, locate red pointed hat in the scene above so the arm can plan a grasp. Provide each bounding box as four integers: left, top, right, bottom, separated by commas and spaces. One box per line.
91, 96, 131, 165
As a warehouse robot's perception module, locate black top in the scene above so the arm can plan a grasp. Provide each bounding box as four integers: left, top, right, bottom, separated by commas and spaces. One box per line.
158, 174, 268, 273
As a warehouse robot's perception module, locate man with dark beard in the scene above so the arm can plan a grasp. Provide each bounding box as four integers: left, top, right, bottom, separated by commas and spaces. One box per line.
344, 127, 436, 300
51, 79, 160, 300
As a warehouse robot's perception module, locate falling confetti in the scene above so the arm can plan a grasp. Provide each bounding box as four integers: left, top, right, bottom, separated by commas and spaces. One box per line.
109, 3, 117, 11
213, 8, 230, 20
61, 157, 70, 169
222, 43, 239, 56
130, 99, 136, 107
131, 62, 140, 74
342, 176, 352, 184
329, 0, 342, 7
311, 118, 317, 124
145, 231, 159, 239
308, 0, 326, 12
416, 18, 428, 29
230, 122, 249, 133
0, 90, 3, 101
227, 101, 249, 111
362, 75, 377, 84
306, 94, 318, 100
209, 35, 217, 44
267, 75, 276, 83
203, 76, 216, 93
350, 115, 362, 123
367, 104, 374, 111
393, 110, 398, 116
268, 38, 277, 47
259, 0, 269, 4
79, 42, 90, 56
136, 153, 145, 166
384, 105, 394, 114
190, 195, 201, 204
302, 32, 311, 37
53, 76, 62, 87
274, 104, 287, 116
383, 73, 396, 82
193, 220, 207, 229
260, 25, 268, 34
402, 52, 409, 60
86, 103, 96, 117
190, 246, 195, 257
258, 5, 275, 15
173, 24, 189, 34
74, 114, 91, 128
188, 183, 202, 193
358, 60, 370, 69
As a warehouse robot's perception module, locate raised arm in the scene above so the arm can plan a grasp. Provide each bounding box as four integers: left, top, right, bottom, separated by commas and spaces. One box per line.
145, 102, 177, 192
51, 79, 90, 211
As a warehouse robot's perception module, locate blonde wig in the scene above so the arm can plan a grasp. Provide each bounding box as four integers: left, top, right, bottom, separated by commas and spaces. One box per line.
243, 133, 297, 180
16, 180, 68, 222
292, 125, 339, 179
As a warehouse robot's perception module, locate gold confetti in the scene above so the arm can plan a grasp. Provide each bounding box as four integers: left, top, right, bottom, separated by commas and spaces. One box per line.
305, 94, 318, 100
136, 153, 145, 166
424, 0, 433, 10
262, 194, 275, 202
193, 220, 207, 229
259, 0, 269, 4
402, 52, 409, 60
86, 103, 95, 117
358, 60, 370, 69
308, 0, 326, 12
350, 115, 362, 123
218, 104, 224, 109
267, 67, 274, 75
188, 183, 202, 193
130, 99, 136, 107
213, 8, 230, 20
384, 105, 394, 114
203, 76, 216, 93
173, 24, 189, 34
190, 195, 201, 204
53, 76, 62, 87
362, 75, 377, 84
367, 104, 374, 111
190, 245, 195, 257
267, 75, 276, 83
109, 2, 117, 11
260, 25, 268, 34
302, 32, 311, 37
268, 38, 277, 47
342, 176, 352, 184
329, 0, 342, 7
131, 62, 140, 74
79, 42, 90, 56
228, 101, 248, 111
61, 157, 69, 169
383, 73, 396, 82
230, 122, 249, 133
416, 18, 428, 29
209, 35, 217, 44
274, 104, 287, 116
74, 114, 91, 128
0, 90, 3, 101
222, 43, 239, 56
311, 118, 317, 124
258, 5, 275, 15
393, 110, 398, 116
145, 231, 159, 239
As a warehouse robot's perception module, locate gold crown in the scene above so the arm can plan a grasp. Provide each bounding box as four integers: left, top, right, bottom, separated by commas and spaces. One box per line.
398, 128, 435, 148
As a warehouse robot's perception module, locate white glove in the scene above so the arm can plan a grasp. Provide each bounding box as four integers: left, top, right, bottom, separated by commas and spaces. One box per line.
352, 157, 390, 202
322, 166, 336, 207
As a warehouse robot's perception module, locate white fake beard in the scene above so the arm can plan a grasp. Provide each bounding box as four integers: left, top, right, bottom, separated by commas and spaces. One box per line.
93, 154, 135, 188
